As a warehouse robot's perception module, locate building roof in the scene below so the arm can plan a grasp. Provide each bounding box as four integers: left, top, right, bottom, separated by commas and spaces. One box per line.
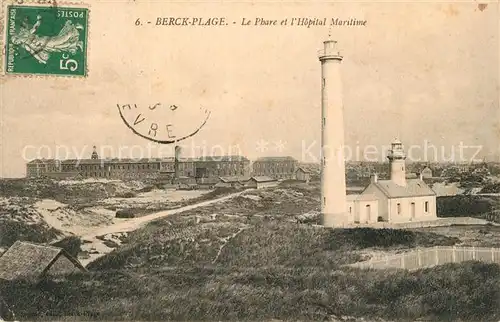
254, 156, 297, 162
219, 176, 251, 183
33, 156, 247, 166
369, 179, 436, 198
250, 176, 278, 182
27, 159, 60, 165
296, 167, 311, 173
0, 241, 86, 282
61, 158, 164, 165
196, 155, 249, 162
346, 194, 378, 201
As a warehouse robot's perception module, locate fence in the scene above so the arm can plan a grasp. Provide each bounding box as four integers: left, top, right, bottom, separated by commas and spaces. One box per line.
349, 246, 500, 271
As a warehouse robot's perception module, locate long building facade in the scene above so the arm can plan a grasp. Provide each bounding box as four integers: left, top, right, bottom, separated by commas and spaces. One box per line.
26, 147, 251, 181
251, 156, 298, 180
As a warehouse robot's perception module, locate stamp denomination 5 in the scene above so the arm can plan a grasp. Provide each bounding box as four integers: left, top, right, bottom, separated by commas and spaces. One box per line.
5, 3, 89, 76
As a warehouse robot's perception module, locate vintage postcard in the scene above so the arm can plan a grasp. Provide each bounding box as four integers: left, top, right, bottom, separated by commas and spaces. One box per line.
0, 0, 499, 321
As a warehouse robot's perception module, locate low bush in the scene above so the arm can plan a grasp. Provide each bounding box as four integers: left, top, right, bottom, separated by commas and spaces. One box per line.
115, 209, 137, 218
0, 220, 62, 247
117, 192, 137, 199
51, 236, 82, 258
437, 195, 494, 217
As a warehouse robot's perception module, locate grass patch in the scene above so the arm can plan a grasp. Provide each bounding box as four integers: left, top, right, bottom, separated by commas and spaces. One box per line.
0, 220, 62, 248
89, 221, 459, 271
1, 262, 499, 321
437, 195, 500, 222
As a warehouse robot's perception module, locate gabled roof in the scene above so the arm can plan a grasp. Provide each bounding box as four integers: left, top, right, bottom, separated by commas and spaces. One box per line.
0, 241, 86, 282
219, 176, 250, 183
295, 167, 311, 173
27, 159, 60, 165
250, 176, 277, 182
369, 179, 435, 198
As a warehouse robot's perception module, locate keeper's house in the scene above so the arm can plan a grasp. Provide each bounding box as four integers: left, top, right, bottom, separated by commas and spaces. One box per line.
358, 140, 437, 223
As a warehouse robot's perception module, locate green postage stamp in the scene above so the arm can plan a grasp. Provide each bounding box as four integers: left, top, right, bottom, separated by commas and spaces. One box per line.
5, 4, 89, 76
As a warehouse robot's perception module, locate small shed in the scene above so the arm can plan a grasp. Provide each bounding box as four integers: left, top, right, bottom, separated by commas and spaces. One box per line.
0, 241, 87, 283
295, 167, 311, 182
245, 176, 278, 189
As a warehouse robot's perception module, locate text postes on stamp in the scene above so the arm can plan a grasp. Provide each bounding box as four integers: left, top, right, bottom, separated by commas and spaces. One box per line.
5, 4, 89, 76
117, 103, 211, 144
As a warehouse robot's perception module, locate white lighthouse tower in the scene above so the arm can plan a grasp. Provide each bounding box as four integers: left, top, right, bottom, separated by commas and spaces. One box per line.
387, 139, 407, 186
319, 40, 348, 227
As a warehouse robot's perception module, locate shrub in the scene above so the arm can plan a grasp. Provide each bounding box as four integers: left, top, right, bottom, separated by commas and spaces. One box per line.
51, 236, 82, 258
0, 220, 61, 247
115, 209, 136, 218
437, 195, 493, 217
117, 192, 136, 198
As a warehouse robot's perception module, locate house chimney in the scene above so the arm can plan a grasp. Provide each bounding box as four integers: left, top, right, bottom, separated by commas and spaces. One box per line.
371, 173, 378, 183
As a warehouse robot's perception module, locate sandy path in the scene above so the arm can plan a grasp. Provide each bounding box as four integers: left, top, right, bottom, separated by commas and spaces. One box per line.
79, 191, 245, 265
82, 191, 244, 240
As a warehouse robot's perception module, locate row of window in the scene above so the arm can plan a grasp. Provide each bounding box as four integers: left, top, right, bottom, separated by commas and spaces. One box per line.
347, 202, 430, 216
81, 172, 155, 178
254, 163, 295, 169
202, 170, 246, 176
61, 163, 161, 171
348, 205, 372, 214
396, 201, 430, 214
254, 168, 295, 174
31, 161, 252, 173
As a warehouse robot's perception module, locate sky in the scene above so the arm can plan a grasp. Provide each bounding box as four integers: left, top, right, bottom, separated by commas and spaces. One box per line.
1, 1, 499, 177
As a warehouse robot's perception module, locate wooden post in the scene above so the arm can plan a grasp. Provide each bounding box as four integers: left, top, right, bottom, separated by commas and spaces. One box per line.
434, 246, 439, 266
417, 249, 422, 267
401, 254, 405, 269
492, 248, 495, 263
452, 246, 456, 263
472, 246, 476, 260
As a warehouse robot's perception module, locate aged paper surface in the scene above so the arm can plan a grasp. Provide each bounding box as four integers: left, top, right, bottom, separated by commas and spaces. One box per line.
0, 1, 499, 321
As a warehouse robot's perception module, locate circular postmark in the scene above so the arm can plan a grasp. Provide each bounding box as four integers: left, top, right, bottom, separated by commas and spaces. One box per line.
117, 102, 211, 144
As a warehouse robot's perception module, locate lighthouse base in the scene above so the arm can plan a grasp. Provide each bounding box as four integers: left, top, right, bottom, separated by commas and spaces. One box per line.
322, 212, 351, 228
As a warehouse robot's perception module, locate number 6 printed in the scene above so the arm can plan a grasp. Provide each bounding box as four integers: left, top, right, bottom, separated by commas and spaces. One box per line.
60, 53, 78, 71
